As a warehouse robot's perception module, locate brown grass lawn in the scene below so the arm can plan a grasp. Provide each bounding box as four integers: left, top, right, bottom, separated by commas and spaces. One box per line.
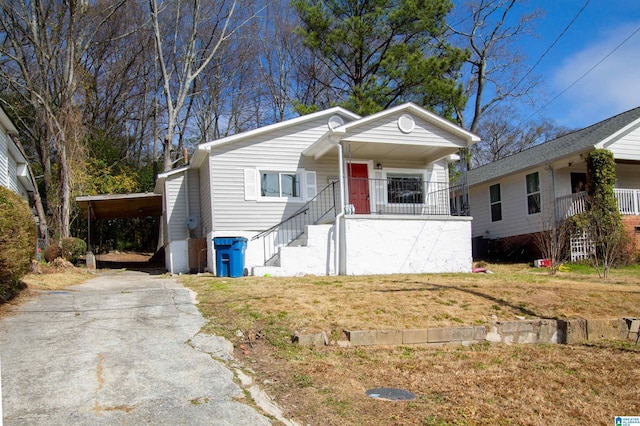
181, 263, 640, 425
5, 261, 640, 425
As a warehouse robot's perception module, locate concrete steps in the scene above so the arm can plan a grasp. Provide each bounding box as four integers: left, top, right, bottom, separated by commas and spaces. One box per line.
253, 224, 335, 277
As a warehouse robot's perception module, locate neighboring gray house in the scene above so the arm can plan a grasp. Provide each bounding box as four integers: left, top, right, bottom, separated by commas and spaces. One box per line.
468, 106, 640, 258
155, 103, 480, 276
0, 105, 35, 199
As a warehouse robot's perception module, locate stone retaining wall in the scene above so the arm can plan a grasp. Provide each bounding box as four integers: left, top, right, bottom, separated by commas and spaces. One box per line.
293, 317, 637, 348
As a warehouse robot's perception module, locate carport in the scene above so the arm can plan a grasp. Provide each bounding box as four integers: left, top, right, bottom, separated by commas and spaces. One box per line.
76, 193, 163, 268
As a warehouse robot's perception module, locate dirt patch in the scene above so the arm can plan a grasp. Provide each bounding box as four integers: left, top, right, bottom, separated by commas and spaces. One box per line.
95, 252, 153, 263
182, 264, 640, 425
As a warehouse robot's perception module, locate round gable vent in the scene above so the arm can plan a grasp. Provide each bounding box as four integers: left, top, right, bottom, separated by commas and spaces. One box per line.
328, 115, 344, 130
397, 114, 415, 134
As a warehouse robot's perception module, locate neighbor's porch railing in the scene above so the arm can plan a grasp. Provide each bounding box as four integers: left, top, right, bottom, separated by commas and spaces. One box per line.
555, 189, 640, 220
615, 188, 640, 215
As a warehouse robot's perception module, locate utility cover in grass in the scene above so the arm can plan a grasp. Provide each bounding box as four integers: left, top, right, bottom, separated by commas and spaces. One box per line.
366, 387, 415, 401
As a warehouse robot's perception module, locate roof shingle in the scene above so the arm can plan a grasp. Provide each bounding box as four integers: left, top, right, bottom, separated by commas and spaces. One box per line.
468, 106, 640, 186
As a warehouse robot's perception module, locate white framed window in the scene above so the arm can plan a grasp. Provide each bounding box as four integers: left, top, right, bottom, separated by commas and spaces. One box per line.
526, 172, 541, 214
489, 183, 502, 222
261, 171, 300, 198
244, 168, 316, 201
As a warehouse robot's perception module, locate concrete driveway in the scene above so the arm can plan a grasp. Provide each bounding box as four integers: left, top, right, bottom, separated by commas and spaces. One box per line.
0, 271, 271, 425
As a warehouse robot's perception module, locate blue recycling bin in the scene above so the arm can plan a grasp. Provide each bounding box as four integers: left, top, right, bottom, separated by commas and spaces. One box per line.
213, 237, 248, 278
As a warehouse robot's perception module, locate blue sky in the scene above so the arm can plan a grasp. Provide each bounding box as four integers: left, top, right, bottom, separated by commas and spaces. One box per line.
495, 1, 640, 129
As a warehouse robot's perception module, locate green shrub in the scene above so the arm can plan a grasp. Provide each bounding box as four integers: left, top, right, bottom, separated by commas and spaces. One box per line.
60, 237, 87, 263
0, 186, 36, 302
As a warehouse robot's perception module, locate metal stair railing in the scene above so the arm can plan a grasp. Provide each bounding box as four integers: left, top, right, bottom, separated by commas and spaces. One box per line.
252, 181, 338, 266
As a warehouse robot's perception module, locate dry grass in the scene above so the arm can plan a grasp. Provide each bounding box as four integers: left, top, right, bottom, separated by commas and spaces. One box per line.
4, 261, 639, 424
0, 263, 93, 319
182, 264, 640, 336
182, 263, 640, 425
21, 269, 93, 291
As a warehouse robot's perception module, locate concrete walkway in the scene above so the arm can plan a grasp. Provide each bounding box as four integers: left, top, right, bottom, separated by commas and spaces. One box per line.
0, 271, 271, 425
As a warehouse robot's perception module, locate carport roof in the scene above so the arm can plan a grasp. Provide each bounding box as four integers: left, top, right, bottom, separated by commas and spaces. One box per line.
76, 193, 162, 220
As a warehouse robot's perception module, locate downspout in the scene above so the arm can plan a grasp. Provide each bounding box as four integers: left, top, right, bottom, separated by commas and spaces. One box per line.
334, 141, 346, 275
184, 169, 190, 239
548, 163, 557, 229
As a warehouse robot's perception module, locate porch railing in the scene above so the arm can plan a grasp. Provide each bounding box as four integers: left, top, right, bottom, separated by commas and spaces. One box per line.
615, 188, 640, 215
555, 192, 588, 221
347, 178, 468, 216
252, 181, 339, 265
555, 189, 640, 220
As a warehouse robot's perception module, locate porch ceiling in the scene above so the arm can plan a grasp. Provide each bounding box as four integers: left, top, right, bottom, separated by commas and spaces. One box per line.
346, 141, 459, 162
76, 193, 163, 220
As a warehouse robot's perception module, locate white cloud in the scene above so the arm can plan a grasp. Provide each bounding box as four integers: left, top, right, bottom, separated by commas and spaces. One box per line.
551, 21, 640, 127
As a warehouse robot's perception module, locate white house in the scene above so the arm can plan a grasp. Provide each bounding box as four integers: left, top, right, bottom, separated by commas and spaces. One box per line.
0, 105, 35, 199
468, 106, 640, 259
155, 103, 480, 276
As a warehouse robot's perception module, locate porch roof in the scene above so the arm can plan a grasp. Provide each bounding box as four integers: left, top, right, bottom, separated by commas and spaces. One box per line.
303, 135, 464, 163
303, 103, 480, 162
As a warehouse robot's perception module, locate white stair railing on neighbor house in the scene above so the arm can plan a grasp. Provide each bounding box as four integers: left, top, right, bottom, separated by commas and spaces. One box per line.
555, 192, 588, 221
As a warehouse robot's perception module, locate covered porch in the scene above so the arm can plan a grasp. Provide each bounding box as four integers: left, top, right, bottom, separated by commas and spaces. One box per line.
252, 104, 479, 275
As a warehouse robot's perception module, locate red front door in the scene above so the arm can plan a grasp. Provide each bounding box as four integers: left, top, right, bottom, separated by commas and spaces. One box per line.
347, 163, 370, 214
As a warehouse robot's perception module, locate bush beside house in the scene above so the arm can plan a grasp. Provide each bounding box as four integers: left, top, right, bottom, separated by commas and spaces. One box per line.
60, 237, 87, 263
0, 186, 36, 302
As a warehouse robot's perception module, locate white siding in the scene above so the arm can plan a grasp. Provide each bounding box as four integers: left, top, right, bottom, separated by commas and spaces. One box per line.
0, 128, 7, 188
187, 169, 201, 237
7, 152, 18, 193
605, 124, 640, 161
199, 156, 213, 233
209, 117, 348, 231
548, 164, 588, 198
342, 113, 467, 147
469, 167, 553, 239
165, 173, 187, 242
615, 163, 640, 188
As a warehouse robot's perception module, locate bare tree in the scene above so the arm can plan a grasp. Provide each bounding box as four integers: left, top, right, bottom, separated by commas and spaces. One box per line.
471, 105, 569, 167
449, 0, 543, 134
533, 194, 569, 275
148, 0, 259, 171
83, 1, 156, 167
191, 26, 261, 143
0, 0, 126, 238
251, 0, 299, 123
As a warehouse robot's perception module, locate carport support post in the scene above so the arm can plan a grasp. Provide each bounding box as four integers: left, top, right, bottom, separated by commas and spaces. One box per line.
86, 203, 96, 271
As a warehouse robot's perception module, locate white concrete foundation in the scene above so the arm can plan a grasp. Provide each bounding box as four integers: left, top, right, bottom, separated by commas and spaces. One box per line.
252, 216, 472, 276
165, 240, 189, 274
343, 216, 472, 275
